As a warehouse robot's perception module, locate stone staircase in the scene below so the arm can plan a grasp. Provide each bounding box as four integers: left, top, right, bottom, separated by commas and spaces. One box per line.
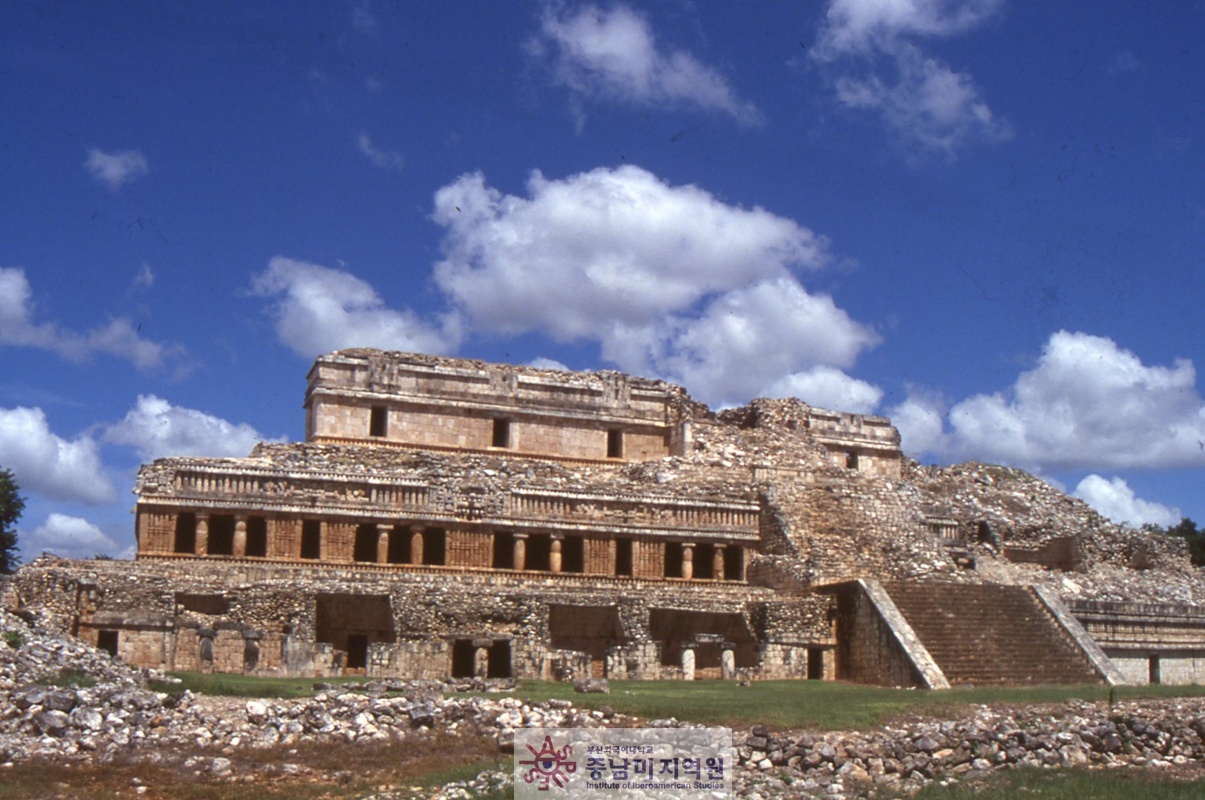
883, 583, 1102, 685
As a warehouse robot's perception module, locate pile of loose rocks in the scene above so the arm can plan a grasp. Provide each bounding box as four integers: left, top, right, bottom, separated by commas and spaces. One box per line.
5, 606, 1205, 797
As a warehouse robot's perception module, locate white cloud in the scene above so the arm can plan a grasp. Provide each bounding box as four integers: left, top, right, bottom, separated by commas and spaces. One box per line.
535, 4, 761, 124
891, 331, 1205, 471
24, 513, 121, 560
251, 257, 458, 358
132, 262, 155, 289
890, 391, 948, 455
529, 357, 570, 371
103, 395, 281, 460
1074, 475, 1181, 528
432, 165, 877, 407
357, 133, 404, 171
811, 0, 1009, 154
0, 407, 114, 504
762, 365, 883, 414
85, 148, 149, 190
0, 266, 176, 369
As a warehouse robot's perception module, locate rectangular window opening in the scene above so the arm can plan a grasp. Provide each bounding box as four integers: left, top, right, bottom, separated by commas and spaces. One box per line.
607, 428, 624, 459
492, 418, 511, 448
562, 536, 585, 573
422, 528, 447, 565
369, 406, 388, 437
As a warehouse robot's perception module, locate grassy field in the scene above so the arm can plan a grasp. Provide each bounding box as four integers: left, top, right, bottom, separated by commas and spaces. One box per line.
154, 672, 1205, 730
504, 679, 1205, 730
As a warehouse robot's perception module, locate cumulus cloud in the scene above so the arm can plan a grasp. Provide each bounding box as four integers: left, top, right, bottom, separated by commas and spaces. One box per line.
103, 395, 282, 460
762, 365, 883, 415
251, 257, 458, 358
810, 0, 1010, 154
357, 133, 404, 171
891, 331, 1205, 470
0, 266, 176, 369
1074, 475, 1182, 528
24, 513, 122, 560
534, 4, 761, 124
432, 165, 877, 407
85, 148, 149, 190
0, 407, 114, 504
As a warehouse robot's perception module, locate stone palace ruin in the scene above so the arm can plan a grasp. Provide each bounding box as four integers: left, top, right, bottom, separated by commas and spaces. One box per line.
5, 349, 1205, 687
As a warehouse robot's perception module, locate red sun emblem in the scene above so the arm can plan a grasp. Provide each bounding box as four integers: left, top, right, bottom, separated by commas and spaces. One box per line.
519, 734, 578, 790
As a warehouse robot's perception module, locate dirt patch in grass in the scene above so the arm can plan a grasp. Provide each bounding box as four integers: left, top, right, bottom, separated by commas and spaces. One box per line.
0, 734, 506, 800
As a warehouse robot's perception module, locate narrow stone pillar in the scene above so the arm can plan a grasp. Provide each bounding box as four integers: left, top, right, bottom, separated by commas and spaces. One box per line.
720, 644, 736, 680
681, 543, 694, 580
713, 545, 726, 581
233, 516, 247, 557
681, 645, 696, 681
513, 533, 528, 572
550, 534, 563, 574
474, 642, 490, 678
410, 527, 424, 566
194, 513, 209, 556
376, 524, 391, 564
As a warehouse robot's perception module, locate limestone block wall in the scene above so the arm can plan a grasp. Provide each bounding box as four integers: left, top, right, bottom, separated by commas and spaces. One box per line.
304, 350, 689, 461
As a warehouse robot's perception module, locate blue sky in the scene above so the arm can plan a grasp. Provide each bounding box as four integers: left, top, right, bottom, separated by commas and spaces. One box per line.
2, 1, 1203, 560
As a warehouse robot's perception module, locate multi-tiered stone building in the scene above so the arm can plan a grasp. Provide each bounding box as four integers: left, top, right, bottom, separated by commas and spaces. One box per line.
7, 349, 1205, 686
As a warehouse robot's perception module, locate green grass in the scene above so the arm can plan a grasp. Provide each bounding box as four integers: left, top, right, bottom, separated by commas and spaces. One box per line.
155, 671, 1205, 731
912, 767, 1205, 800
150, 671, 366, 698
500, 680, 1205, 731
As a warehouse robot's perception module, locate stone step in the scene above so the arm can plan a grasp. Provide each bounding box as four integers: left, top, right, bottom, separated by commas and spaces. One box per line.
883, 582, 1100, 686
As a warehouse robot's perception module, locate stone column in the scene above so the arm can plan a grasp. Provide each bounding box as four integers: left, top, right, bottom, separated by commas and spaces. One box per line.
681, 644, 696, 681
720, 644, 736, 680
194, 513, 209, 556
713, 545, 726, 581
233, 516, 248, 557
376, 524, 391, 564
550, 534, 563, 574
681, 543, 694, 580
473, 640, 491, 679
513, 533, 528, 572
410, 527, 424, 566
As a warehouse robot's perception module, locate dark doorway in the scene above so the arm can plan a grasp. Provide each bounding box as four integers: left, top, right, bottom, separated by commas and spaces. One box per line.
492, 418, 510, 448
97, 630, 119, 657
615, 538, 633, 576
607, 429, 623, 459
562, 536, 585, 573
527, 533, 552, 572
492, 530, 515, 569
723, 546, 744, 581
422, 529, 446, 565
1149, 654, 1162, 685
346, 634, 369, 670
807, 647, 825, 680
451, 639, 475, 678
664, 542, 684, 578
353, 523, 378, 563
314, 594, 395, 674
488, 640, 512, 678
245, 517, 267, 557
174, 512, 196, 554
369, 406, 387, 437
300, 520, 321, 559
207, 515, 235, 556
695, 543, 716, 580
387, 525, 410, 564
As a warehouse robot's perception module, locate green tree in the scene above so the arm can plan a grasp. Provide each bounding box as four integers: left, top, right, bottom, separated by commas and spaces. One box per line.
1165, 517, 1204, 567
0, 468, 24, 573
